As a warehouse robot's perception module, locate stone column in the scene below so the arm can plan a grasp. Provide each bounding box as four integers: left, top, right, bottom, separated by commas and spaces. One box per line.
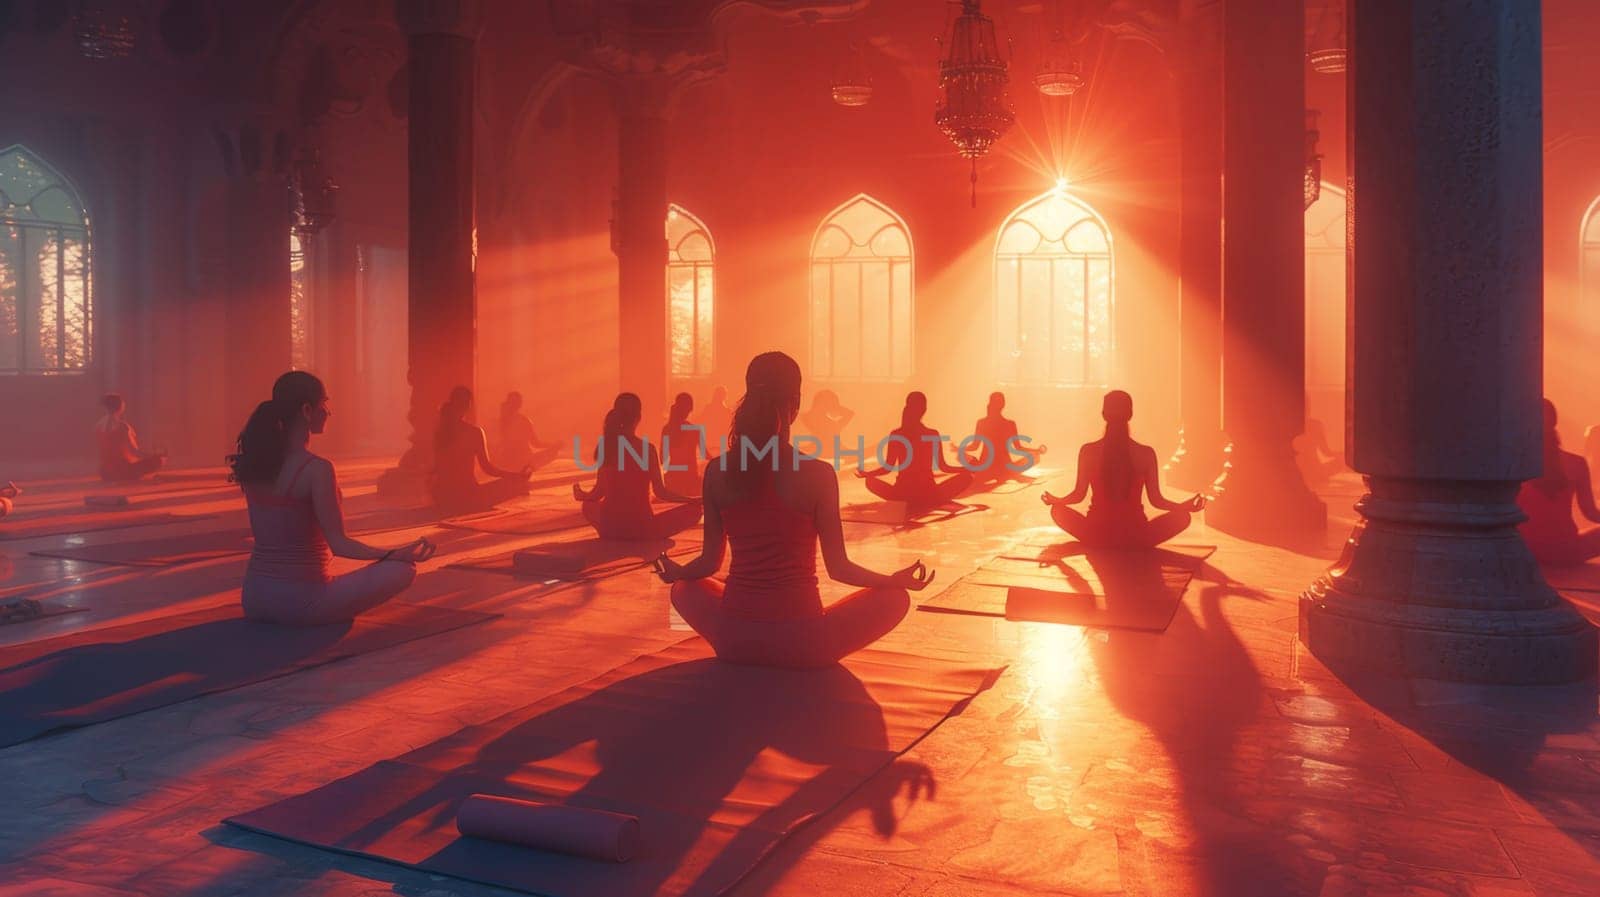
613, 101, 670, 417
1300, 0, 1596, 685
1204, 0, 1326, 539
391, 0, 481, 478
1166, 0, 1224, 492
222, 117, 294, 436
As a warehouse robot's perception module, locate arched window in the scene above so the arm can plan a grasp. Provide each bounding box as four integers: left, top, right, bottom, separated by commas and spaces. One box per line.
995, 189, 1113, 386
809, 194, 913, 380
1582, 196, 1600, 320
0, 146, 92, 374
666, 204, 714, 377
1304, 182, 1347, 398
290, 230, 312, 371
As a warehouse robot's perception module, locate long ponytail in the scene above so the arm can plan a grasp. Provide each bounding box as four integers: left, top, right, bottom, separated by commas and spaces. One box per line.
728, 352, 802, 498
229, 371, 325, 486
597, 393, 642, 466
1536, 398, 1569, 498
1099, 390, 1135, 499
434, 386, 474, 456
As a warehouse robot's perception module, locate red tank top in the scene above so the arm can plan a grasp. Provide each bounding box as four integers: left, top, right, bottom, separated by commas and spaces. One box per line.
593, 439, 654, 535
720, 475, 822, 621
244, 457, 333, 583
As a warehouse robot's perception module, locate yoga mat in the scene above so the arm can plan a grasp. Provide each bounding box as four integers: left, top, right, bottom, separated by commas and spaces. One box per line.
227, 638, 1001, 897
0, 601, 497, 747
838, 501, 986, 528
986, 468, 1063, 495
458, 794, 640, 862
441, 506, 590, 536
0, 511, 220, 541
451, 537, 699, 583
919, 542, 1217, 631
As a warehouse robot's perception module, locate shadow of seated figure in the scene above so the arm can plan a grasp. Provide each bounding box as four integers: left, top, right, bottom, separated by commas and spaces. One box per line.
574, 392, 702, 541
1518, 398, 1600, 566
657, 352, 936, 669
855, 391, 973, 512
1043, 390, 1205, 550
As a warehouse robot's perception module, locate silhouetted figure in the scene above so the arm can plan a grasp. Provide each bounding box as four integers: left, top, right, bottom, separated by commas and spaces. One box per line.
966, 391, 1047, 483
1586, 424, 1600, 483
661, 392, 702, 498
657, 352, 934, 668
1043, 390, 1205, 548
1517, 399, 1600, 566
231, 371, 434, 626
96, 393, 166, 482
699, 385, 733, 454
799, 389, 855, 456
1293, 417, 1345, 489
496, 391, 559, 474
432, 386, 532, 515
0, 481, 18, 519
856, 392, 973, 510
574, 392, 701, 540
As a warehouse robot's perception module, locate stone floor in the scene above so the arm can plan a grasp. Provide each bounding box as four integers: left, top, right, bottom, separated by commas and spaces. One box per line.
1, 460, 1598, 897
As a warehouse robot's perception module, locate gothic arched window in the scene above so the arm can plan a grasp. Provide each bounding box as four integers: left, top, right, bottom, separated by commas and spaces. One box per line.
1582, 196, 1600, 327
0, 146, 92, 373
666, 204, 714, 377
810, 194, 914, 380
995, 189, 1113, 386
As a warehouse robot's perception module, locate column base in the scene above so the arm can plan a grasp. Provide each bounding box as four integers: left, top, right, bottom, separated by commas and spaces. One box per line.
1163, 427, 1225, 492
1205, 440, 1326, 542
1300, 478, 1598, 687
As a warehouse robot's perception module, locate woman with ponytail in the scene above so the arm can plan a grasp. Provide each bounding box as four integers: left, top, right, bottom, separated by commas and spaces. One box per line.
855, 391, 973, 510
231, 371, 434, 626
1516, 398, 1600, 565
653, 351, 934, 669
432, 386, 533, 515
1042, 390, 1204, 548
573, 392, 701, 539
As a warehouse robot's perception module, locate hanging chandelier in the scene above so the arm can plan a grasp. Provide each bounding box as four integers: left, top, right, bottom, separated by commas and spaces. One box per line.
831, 42, 873, 107
935, 0, 1015, 206
1304, 110, 1323, 210
1307, 0, 1347, 74
1034, 29, 1083, 97
75, 2, 135, 59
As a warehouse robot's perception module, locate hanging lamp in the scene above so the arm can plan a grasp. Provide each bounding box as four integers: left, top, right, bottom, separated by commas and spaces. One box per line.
935, 0, 1015, 206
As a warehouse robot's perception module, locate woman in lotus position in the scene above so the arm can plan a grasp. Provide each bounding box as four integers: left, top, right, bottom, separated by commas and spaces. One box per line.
231, 371, 434, 626
1517, 399, 1600, 566
966, 391, 1046, 484
799, 389, 855, 457
574, 392, 701, 540
495, 391, 559, 474
856, 391, 973, 510
661, 392, 703, 498
96, 393, 166, 482
1043, 390, 1204, 549
655, 352, 934, 669
432, 386, 532, 515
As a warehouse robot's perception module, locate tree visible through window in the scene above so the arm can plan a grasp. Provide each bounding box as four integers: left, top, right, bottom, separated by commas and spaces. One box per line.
290, 230, 311, 371
0, 146, 92, 374
809, 194, 913, 381
1583, 197, 1600, 328
995, 189, 1113, 386
666, 205, 713, 377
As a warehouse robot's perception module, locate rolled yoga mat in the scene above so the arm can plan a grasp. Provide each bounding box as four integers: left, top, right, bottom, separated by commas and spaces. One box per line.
456, 795, 640, 863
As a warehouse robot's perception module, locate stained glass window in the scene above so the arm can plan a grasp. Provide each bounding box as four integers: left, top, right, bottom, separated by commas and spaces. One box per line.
0, 146, 91, 374
290, 230, 312, 371
809, 194, 913, 381
995, 189, 1113, 385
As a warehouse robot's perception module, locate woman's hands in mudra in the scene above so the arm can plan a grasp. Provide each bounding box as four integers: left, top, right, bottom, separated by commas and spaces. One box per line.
651, 553, 685, 583
891, 560, 936, 591
391, 537, 436, 564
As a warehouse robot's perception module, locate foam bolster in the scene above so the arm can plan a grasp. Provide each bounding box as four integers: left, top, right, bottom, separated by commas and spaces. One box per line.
84, 495, 131, 507
456, 794, 640, 862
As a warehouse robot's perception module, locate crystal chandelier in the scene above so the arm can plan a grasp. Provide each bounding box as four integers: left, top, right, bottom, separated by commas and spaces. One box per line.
75, 2, 135, 59
1034, 30, 1083, 97
831, 42, 873, 107
1304, 110, 1323, 210
1307, 0, 1347, 74
293, 150, 340, 237
935, 0, 1015, 206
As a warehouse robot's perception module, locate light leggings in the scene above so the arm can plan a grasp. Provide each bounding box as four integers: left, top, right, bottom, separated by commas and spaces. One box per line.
670, 578, 910, 669
241, 560, 417, 627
